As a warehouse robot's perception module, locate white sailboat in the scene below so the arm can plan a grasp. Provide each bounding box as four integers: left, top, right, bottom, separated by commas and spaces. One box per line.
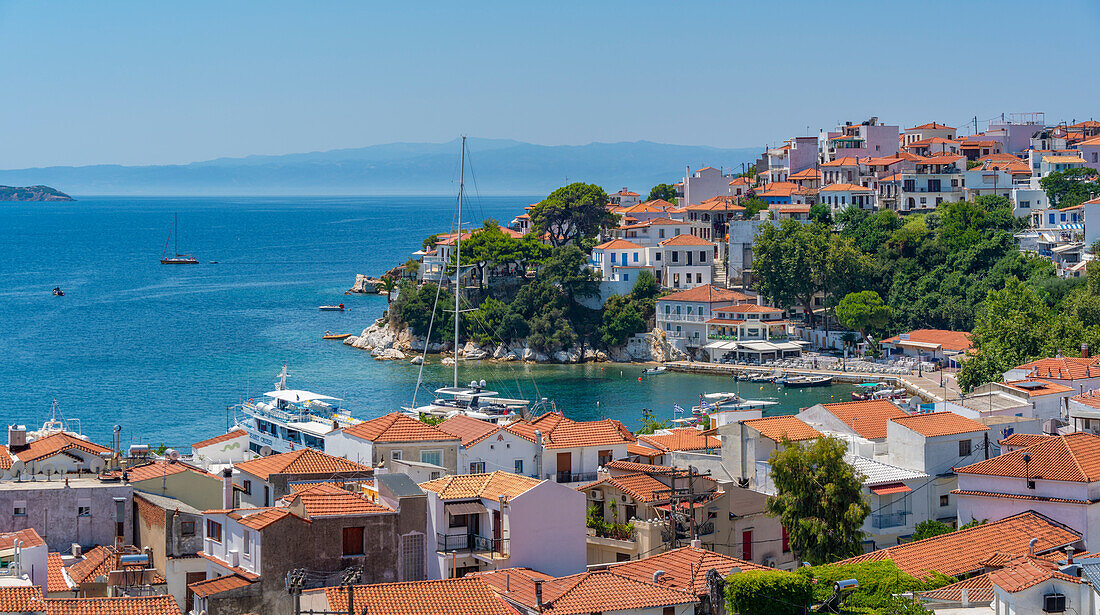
404, 137, 533, 424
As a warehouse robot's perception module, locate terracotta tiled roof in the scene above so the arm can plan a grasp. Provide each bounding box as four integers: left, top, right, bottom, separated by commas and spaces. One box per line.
715, 304, 783, 314
637, 428, 720, 453
44, 595, 181, 615
743, 415, 821, 442
11, 433, 111, 464
999, 433, 1055, 447
419, 471, 541, 500
529, 570, 696, 614
594, 238, 645, 250
471, 568, 556, 607
918, 573, 994, 604
506, 413, 634, 449
909, 122, 955, 131
321, 576, 516, 615
989, 555, 1083, 593
951, 490, 1091, 505
0, 586, 44, 612
0, 445, 12, 470
67, 546, 167, 586
625, 443, 663, 458
119, 460, 217, 483
818, 400, 909, 440
956, 432, 1100, 482
191, 429, 247, 449
437, 415, 502, 447
607, 546, 768, 595
838, 511, 1081, 577
656, 284, 753, 304
0, 528, 46, 549
579, 472, 671, 503
755, 182, 798, 197
233, 448, 371, 480
47, 552, 72, 594
287, 478, 373, 493
1015, 356, 1100, 380
821, 156, 861, 167
729, 177, 753, 185
341, 412, 459, 444
1071, 389, 1100, 409
605, 460, 674, 473
659, 234, 714, 246
820, 183, 872, 192
1003, 379, 1074, 398
881, 329, 972, 352
787, 168, 821, 180
232, 507, 306, 530
187, 574, 254, 598
889, 412, 988, 438
283, 483, 393, 516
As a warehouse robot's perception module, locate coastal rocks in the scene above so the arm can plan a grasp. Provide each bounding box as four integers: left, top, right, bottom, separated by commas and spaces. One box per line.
410, 356, 423, 365
347, 274, 383, 294
372, 348, 406, 361
493, 344, 509, 359
502, 351, 519, 361
521, 347, 536, 362
441, 357, 456, 366
462, 341, 490, 361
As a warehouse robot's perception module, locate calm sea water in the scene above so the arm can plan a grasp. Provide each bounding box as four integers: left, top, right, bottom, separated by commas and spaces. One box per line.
0, 196, 856, 449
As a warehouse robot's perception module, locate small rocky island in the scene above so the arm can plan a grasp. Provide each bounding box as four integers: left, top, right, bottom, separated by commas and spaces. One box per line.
0, 185, 75, 201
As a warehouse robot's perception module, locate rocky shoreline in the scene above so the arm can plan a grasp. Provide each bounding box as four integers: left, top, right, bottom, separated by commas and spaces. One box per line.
343, 319, 687, 364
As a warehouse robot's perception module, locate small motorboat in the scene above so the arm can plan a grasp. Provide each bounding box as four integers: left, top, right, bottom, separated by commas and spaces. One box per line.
52, 286, 64, 296
318, 304, 345, 311
642, 366, 667, 375
781, 375, 832, 387
322, 331, 352, 340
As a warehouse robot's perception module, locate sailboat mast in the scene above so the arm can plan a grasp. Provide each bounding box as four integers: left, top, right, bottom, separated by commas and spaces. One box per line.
454, 136, 466, 388
174, 213, 179, 256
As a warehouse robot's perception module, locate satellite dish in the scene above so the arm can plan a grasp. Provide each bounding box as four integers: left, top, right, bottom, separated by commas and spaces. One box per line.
40, 463, 54, 476
10, 461, 24, 476
259, 445, 272, 456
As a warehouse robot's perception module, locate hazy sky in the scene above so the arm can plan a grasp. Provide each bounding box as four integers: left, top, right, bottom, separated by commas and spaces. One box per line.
2, 0, 1098, 168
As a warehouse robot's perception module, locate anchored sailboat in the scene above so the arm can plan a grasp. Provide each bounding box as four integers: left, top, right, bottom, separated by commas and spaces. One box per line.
160, 213, 199, 264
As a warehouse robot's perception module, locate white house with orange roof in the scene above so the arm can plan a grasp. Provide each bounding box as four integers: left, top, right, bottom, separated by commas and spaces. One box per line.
505, 413, 635, 484
609, 188, 641, 208
190, 429, 253, 471
589, 238, 653, 284
655, 285, 757, 354
610, 218, 689, 248
821, 156, 863, 185
820, 118, 900, 163
1004, 353, 1100, 395
702, 303, 800, 363
1067, 390, 1100, 436
420, 471, 585, 579
324, 411, 461, 473
788, 167, 821, 190
954, 432, 1100, 546
728, 176, 753, 198
903, 137, 962, 157
903, 122, 957, 146
232, 447, 374, 508
884, 412, 992, 526
1078, 135, 1100, 171
1041, 154, 1088, 177
967, 379, 1075, 423
797, 399, 910, 449
682, 166, 736, 205
435, 415, 539, 476
880, 328, 972, 365
721, 415, 821, 490
754, 181, 799, 205
613, 200, 680, 223
820, 183, 875, 214
658, 233, 714, 290
897, 154, 966, 212
0, 529, 48, 594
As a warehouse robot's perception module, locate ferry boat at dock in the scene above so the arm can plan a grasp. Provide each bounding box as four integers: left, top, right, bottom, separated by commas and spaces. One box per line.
232, 366, 360, 454
405, 380, 533, 425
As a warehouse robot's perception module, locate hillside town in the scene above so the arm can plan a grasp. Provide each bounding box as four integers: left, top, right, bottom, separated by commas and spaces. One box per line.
8, 115, 1100, 615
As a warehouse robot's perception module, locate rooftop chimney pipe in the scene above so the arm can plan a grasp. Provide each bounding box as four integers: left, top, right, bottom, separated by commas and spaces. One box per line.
222, 468, 234, 509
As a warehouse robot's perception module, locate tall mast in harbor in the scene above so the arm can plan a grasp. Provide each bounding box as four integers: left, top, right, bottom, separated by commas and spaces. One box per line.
174, 213, 179, 257
454, 136, 466, 388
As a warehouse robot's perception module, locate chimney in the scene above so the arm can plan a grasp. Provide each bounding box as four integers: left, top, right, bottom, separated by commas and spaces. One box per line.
534, 430, 543, 479
1067, 546, 1076, 564
113, 497, 126, 543
534, 579, 544, 610
1083, 343, 1090, 359
691, 539, 702, 549
653, 570, 666, 583
7, 425, 26, 449
1028, 537, 1039, 555
222, 468, 234, 509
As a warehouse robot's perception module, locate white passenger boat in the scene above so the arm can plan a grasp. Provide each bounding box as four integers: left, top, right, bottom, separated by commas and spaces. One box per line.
233, 366, 359, 455
406, 380, 530, 425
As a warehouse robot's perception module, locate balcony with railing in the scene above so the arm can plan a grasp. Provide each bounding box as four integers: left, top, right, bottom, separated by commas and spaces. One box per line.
548, 471, 598, 484
871, 511, 911, 529
436, 532, 509, 555
658, 313, 708, 323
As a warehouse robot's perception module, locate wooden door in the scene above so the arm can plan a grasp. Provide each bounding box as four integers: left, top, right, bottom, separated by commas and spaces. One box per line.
556, 452, 572, 482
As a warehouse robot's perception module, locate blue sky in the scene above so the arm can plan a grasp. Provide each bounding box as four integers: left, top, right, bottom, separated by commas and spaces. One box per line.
1, 0, 1098, 168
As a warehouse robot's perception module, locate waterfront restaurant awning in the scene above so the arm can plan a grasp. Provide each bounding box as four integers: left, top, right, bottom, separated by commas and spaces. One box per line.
1058, 224, 1083, 230
869, 482, 912, 495
444, 501, 487, 516
704, 341, 739, 351
739, 341, 781, 352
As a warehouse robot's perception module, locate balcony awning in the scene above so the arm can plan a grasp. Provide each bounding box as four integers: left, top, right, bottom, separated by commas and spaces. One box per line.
704, 341, 739, 350
870, 482, 912, 495
445, 501, 487, 516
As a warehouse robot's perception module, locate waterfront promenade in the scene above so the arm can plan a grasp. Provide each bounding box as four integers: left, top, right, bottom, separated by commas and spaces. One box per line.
664, 361, 962, 403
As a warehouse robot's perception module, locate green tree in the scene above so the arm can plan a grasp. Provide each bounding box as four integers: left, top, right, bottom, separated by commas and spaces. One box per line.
752, 219, 828, 327
421, 233, 441, 251
646, 183, 678, 202
403, 258, 420, 275
801, 560, 953, 612
541, 244, 599, 304
530, 183, 615, 247
765, 436, 869, 564
635, 408, 670, 435
379, 276, 398, 304
1040, 167, 1100, 208
741, 197, 769, 219
958, 277, 1053, 391
725, 570, 812, 615
527, 308, 577, 352
599, 295, 646, 346
911, 519, 955, 541
809, 203, 832, 224
836, 290, 891, 341
824, 235, 873, 319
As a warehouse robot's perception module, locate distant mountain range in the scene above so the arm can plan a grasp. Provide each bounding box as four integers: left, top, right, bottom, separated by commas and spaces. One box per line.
0, 139, 758, 196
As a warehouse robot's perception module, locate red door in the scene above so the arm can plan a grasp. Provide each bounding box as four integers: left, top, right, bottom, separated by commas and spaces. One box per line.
556, 452, 572, 482
742, 530, 752, 561
493, 509, 503, 554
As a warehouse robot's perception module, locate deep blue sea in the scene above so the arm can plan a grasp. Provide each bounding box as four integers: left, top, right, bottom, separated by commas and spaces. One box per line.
0, 196, 855, 450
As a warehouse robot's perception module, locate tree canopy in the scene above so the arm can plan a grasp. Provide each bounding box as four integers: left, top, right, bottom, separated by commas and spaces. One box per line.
836, 290, 891, 341
646, 183, 678, 203
765, 436, 869, 564
529, 183, 616, 247
1040, 167, 1099, 208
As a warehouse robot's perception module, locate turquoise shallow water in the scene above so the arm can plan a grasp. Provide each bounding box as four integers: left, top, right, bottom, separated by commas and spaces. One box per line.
0, 196, 856, 448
